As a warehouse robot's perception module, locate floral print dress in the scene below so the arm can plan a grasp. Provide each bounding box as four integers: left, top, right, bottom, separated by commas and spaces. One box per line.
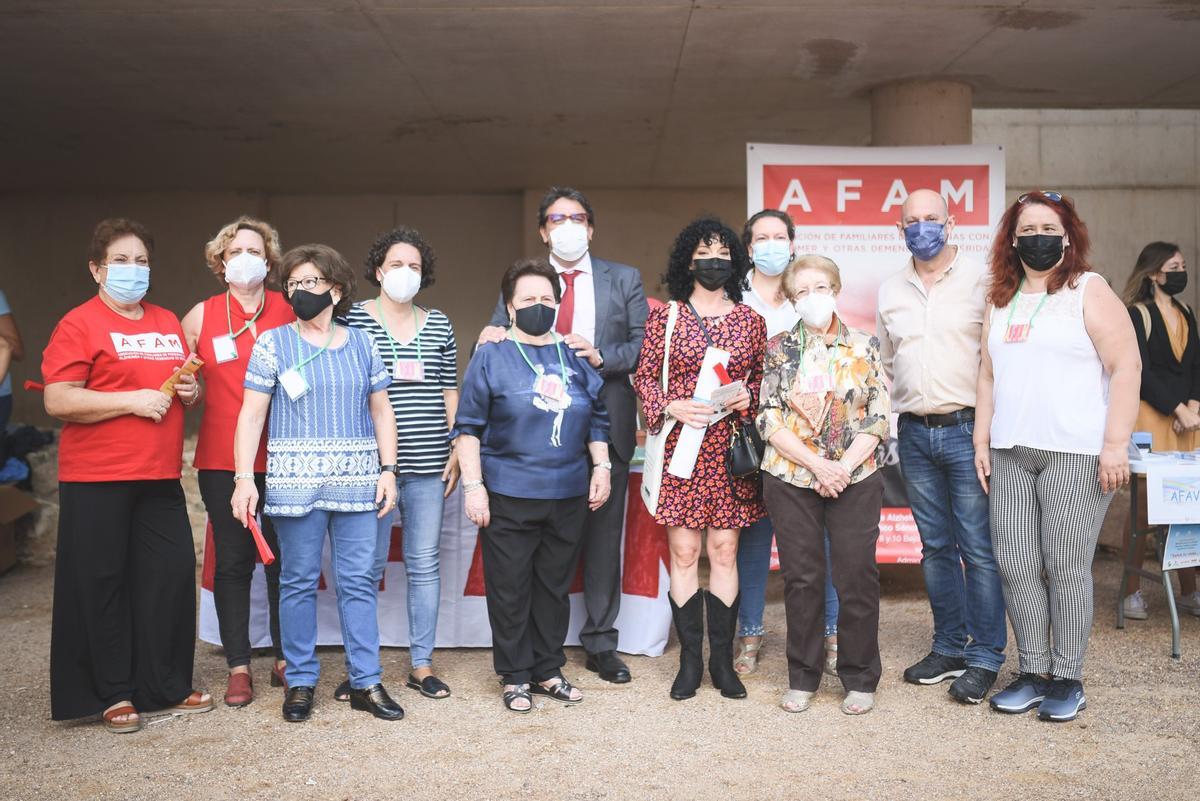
634, 302, 767, 528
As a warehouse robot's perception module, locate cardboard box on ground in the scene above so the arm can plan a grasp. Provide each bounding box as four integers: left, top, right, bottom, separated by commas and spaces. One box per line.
0, 485, 39, 574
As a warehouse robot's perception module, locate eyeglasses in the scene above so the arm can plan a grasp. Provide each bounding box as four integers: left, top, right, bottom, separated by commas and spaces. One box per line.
544, 212, 589, 226
1018, 190, 1065, 204
285, 276, 329, 293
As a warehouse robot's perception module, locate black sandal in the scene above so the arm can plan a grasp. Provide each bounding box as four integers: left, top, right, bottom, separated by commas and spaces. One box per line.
530, 675, 583, 705
333, 679, 351, 702
502, 684, 532, 713
406, 673, 451, 699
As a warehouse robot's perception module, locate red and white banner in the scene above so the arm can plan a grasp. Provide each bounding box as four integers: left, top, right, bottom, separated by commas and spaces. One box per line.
200, 470, 672, 656
748, 143, 1006, 565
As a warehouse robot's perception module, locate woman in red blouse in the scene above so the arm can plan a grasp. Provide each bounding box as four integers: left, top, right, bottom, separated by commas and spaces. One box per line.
43, 218, 212, 733
633, 217, 766, 702
181, 216, 294, 707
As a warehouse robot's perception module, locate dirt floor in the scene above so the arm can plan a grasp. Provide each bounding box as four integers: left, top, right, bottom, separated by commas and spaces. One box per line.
1, 551, 1197, 801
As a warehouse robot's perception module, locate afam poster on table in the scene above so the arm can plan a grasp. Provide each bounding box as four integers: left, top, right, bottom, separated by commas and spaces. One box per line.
746, 143, 1007, 566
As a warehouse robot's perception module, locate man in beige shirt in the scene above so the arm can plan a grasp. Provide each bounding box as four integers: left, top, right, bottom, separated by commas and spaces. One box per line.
876, 188, 1007, 706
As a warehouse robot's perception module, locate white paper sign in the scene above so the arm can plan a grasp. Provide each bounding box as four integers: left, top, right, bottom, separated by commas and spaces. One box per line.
1146, 464, 1200, 524
1164, 524, 1200, 570
668, 346, 730, 479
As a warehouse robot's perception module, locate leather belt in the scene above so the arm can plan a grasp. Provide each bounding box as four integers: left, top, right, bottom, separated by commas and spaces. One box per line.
899, 408, 975, 428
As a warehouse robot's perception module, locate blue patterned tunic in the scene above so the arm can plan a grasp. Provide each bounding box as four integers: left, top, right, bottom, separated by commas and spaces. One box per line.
244, 323, 391, 516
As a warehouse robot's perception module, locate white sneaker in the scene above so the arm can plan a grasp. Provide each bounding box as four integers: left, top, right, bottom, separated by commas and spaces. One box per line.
1123, 591, 1149, 621
1176, 591, 1200, 617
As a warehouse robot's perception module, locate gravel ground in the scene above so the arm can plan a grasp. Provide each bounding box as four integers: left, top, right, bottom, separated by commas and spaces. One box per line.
1, 551, 1197, 801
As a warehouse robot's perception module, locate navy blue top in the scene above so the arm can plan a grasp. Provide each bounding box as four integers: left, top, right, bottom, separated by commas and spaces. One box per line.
453, 336, 609, 500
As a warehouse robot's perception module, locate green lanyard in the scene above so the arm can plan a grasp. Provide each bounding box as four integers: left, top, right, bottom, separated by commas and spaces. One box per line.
226, 291, 266, 340
797, 320, 842, 378
509, 329, 568, 387
374, 298, 423, 363
290, 321, 336, 375
1004, 277, 1051, 333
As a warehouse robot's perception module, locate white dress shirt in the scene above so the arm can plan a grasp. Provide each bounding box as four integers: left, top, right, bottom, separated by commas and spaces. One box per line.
742, 275, 800, 339
876, 247, 988, 416
550, 251, 596, 345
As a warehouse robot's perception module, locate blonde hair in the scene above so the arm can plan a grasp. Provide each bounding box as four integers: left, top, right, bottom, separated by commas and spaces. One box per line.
783, 254, 842, 300
203, 216, 283, 285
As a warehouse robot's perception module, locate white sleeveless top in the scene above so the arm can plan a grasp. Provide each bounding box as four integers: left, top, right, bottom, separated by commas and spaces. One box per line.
988, 272, 1109, 455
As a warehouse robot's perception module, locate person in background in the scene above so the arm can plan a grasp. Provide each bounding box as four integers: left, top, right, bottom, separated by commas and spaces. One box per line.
1120, 241, 1200, 618
182, 216, 293, 707
456, 259, 610, 713
478, 187, 647, 685
0, 286, 23, 431
975, 191, 1139, 722
735, 209, 840, 677
758, 255, 890, 716
633, 216, 765, 702
876, 188, 1007, 704
44, 218, 211, 733
232, 244, 403, 723
342, 226, 459, 702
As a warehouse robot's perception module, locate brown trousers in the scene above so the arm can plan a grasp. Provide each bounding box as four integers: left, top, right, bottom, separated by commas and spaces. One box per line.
764, 472, 883, 693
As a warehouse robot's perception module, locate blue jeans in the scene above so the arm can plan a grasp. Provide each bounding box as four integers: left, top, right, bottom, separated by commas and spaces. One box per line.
899, 417, 1007, 671
374, 474, 445, 669
274, 509, 382, 689
738, 516, 839, 638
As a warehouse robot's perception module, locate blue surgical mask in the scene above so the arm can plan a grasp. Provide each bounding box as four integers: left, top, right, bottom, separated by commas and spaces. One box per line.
904, 221, 947, 261
104, 263, 150, 304
752, 239, 792, 276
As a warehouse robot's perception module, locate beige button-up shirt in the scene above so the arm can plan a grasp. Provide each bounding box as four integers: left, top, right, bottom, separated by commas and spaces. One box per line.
875, 247, 988, 416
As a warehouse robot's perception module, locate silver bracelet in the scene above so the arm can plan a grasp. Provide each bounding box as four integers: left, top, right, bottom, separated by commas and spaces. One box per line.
462, 479, 485, 493
233, 472, 255, 482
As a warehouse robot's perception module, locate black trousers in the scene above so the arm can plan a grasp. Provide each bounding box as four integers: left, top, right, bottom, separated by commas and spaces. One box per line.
481, 492, 589, 685
197, 470, 283, 666
578, 450, 630, 654
764, 472, 884, 693
51, 480, 197, 720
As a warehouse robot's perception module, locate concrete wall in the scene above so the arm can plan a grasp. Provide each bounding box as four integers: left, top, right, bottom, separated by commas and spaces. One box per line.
4, 109, 1199, 428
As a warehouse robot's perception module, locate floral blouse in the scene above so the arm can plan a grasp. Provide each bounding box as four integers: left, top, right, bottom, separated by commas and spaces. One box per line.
756, 318, 890, 489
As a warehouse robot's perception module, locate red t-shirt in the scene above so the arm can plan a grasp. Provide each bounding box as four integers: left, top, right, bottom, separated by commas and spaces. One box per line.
42, 296, 188, 482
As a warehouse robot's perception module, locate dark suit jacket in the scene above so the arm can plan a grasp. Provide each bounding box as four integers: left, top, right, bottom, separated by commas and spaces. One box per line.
488, 256, 648, 463
1130, 300, 1200, 416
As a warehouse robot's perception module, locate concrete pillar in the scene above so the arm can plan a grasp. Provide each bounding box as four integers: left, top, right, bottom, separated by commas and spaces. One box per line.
870, 79, 973, 146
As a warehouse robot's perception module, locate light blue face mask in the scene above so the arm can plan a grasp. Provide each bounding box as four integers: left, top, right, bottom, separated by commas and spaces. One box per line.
904, 221, 947, 261
103, 263, 151, 303
752, 239, 792, 276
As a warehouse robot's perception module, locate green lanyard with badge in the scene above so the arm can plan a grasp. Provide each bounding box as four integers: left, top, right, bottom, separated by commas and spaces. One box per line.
212, 291, 266, 364
375, 298, 425, 382
279, 322, 336, 400
1002, 277, 1050, 343
509, 329, 569, 403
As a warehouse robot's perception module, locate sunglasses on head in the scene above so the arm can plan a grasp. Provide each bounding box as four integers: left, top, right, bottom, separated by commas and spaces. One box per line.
1018, 190, 1065, 204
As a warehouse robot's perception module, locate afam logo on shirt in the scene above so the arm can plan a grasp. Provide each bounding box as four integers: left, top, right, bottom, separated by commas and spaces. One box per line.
109, 332, 185, 361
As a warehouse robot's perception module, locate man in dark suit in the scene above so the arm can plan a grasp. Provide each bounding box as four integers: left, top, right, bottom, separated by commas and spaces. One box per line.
477, 186, 648, 683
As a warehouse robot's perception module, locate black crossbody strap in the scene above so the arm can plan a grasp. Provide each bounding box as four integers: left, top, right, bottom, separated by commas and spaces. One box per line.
686, 301, 717, 348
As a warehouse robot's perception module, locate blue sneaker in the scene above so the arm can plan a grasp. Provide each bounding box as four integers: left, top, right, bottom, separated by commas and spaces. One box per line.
1037, 679, 1086, 722
989, 673, 1051, 714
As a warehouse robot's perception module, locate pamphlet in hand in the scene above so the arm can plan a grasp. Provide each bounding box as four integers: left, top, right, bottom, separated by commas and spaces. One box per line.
702, 380, 746, 424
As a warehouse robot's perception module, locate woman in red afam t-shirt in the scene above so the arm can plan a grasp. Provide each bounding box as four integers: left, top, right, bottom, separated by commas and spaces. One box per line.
43, 218, 212, 733
180, 216, 294, 707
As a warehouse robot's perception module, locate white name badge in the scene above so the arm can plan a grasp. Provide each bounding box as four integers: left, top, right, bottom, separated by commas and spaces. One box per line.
802, 372, 834, 394
212, 334, 239, 364
393, 359, 424, 382
534, 374, 565, 402
280, 368, 310, 401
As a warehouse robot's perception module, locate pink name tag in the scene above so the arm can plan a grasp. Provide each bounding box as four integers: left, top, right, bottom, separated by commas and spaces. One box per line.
802, 373, 833, 394
1004, 323, 1030, 343
534, 374, 565, 402
393, 359, 424, 382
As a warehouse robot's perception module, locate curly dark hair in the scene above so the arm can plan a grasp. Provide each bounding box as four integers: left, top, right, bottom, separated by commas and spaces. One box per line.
662, 216, 748, 302
89, 217, 154, 265
363, 226, 437, 289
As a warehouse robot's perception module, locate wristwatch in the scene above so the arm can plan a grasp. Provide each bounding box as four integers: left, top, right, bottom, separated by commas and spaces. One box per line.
593, 461, 613, 471
380, 464, 398, 474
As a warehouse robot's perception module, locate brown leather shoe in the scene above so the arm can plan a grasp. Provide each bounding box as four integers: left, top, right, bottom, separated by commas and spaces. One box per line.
224, 672, 254, 707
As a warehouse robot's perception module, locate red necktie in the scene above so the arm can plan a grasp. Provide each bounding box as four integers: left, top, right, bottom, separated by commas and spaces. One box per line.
555, 270, 579, 335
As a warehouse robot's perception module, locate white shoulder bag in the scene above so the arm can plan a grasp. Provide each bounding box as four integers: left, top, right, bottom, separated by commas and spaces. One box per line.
640, 301, 678, 515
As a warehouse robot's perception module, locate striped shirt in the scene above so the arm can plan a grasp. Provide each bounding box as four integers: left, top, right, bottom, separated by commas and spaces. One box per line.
344, 302, 458, 475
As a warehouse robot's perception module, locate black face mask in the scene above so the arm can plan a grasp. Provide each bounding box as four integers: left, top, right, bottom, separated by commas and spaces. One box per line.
1161, 271, 1188, 296
290, 288, 334, 321
513, 303, 556, 336
692, 257, 734, 291
1015, 235, 1064, 272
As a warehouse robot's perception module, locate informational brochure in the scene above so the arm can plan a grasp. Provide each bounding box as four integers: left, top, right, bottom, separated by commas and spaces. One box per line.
1164, 524, 1200, 571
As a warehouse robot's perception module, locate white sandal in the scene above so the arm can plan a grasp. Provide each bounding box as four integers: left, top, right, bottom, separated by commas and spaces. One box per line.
734, 638, 763, 675
780, 689, 814, 713
842, 690, 875, 715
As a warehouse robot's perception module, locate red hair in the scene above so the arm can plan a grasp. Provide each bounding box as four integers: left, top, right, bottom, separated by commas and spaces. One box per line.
986, 191, 1092, 308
